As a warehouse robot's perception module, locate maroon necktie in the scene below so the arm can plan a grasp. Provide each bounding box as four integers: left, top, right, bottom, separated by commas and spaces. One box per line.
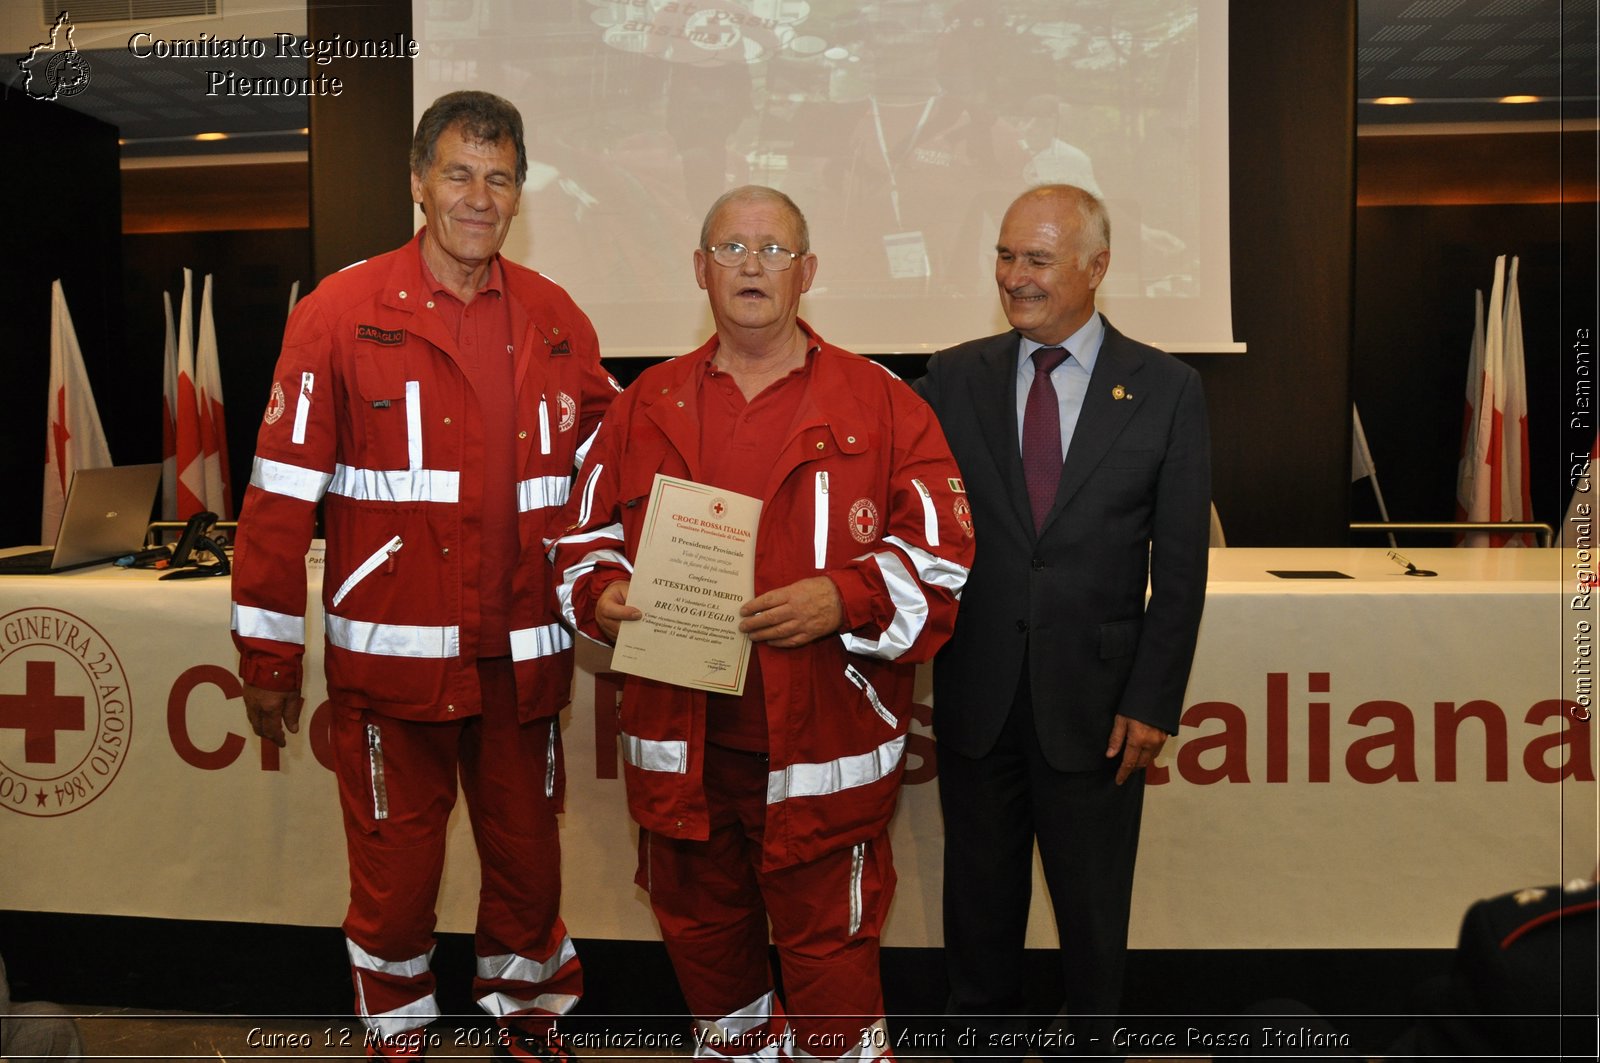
1022, 345, 1070, 532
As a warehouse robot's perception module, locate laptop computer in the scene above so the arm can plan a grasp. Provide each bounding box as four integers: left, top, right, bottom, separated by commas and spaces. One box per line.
0, 464, 163, 574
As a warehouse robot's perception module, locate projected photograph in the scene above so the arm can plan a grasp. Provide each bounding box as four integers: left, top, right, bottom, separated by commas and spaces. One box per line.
417, 0, 1226, 353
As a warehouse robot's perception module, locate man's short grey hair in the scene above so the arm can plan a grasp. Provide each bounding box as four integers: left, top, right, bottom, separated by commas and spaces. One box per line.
699, 185, 811, 253
1019, 184, 1110, 269
411, 90, 527, 186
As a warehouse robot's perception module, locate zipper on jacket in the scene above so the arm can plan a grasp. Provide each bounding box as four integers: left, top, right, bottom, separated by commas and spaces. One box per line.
292, 371, 314, 445
331, 535, 403, 608
844, 663, 897, 728
813, 470, 829, 569
848, 841, 865, 936
366, 722, 390, 822
538, 398, 552, 456
911, 478, 940, 548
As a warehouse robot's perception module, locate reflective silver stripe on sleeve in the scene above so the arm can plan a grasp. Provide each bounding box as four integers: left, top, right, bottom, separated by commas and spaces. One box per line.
838, 552, 927, 660
405, 380, 423, 470
291, 371, 313, 445
476, 937, 578, 988
844, 663, 897, 728
766, 735, 906, 804
555, 539, 630, 630
882, 534, 969, 593
325, 616, 460, 658
231, 604, 306, 645
620, 731, 690, 774
331, 536, 401, 608
517, 476, 571, 514
849, 842, 865, 936
910, 478, 940, 548
813, 471, 829, 570
573, 424, 601, 471
251, 456, 332, 502
576, 463, 604, 529
538, 398, 552, 456
327, 465, 460, 504
510, 622, 573, 662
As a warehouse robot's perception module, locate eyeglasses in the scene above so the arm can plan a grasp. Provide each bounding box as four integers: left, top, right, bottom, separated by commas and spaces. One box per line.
705, 242, 804, 271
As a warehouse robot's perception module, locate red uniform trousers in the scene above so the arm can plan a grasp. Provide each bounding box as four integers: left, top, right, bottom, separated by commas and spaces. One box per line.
332, 657, 580, 1049
638, 743, 897, 1062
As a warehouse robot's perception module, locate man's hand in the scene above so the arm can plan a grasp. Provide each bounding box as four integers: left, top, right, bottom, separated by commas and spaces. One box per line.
1106, 714, 1168, 785
596, 579, 641, 642
244, 684, 305, 749
739, 577, 844, 648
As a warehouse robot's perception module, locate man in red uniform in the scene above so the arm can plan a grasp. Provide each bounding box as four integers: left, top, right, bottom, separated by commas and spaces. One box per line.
551, 186, 972, 1061
232, 91, 619, 1061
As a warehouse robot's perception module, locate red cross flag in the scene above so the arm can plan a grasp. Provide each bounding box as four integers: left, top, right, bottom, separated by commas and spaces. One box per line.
194, 273, 233, 519
169, 270, 233, 519
42, 279, 112, 542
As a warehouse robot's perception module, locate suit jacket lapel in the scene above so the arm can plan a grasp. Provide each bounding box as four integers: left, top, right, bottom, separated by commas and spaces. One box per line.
1041, 325, 1147, 532
973, 332, 1037, 536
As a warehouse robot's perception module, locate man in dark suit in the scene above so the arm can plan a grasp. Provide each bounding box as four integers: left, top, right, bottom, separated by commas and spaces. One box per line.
914, 184, 1211, 1056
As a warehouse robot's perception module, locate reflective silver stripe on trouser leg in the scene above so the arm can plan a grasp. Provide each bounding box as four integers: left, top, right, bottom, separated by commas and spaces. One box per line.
546, 720, 557, 800
475, 936, 580, 1017
366, 722, 389, 820
693, 991, 781, 1060
346, 938, 438, 1038
848, 842, 865, 936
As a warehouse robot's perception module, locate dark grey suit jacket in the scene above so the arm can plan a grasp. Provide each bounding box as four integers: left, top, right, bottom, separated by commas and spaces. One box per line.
915, 320, 1211, 771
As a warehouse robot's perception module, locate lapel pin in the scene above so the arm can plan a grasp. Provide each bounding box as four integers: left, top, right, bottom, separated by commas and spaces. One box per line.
1112, 384, 1131, 400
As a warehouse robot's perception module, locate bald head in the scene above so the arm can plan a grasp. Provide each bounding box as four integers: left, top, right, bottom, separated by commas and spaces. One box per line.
700, 185, 810, 253
1005, 184, 1109, 269
993, 184, 1111, 344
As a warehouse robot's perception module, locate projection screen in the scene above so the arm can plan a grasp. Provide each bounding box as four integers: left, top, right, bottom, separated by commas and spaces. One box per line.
413, 0, 1236, 355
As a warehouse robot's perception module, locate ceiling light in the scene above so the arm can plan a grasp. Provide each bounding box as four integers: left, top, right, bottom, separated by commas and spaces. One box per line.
194, 132, 229, 141
1499, 95, 1540, 104
1372, 96, 1414, 105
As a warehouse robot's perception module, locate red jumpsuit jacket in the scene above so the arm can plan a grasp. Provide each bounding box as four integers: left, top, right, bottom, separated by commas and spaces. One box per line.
231, 232, 619, 724
551, 327, 973, 868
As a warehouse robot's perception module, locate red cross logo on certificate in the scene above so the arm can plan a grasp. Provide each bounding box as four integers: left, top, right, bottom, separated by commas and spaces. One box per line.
0, 659, 85, 764
711, 498, 726, 518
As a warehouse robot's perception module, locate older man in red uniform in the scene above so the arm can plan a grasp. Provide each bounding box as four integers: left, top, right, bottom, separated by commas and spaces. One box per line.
232, 91, 618, 1061
552, 186, 972, 1061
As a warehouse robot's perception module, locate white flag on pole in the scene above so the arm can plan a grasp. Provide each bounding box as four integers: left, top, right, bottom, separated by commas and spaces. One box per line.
1463, 257, 1507, 546
42, 280, 113, 542
160, 290, 179, 520
1498, 256, 1532, 545
194, 273, 233, 518
1454, 288, 1486, 522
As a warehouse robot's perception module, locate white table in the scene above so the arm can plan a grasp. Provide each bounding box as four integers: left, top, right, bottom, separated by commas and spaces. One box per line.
1, 549, 1590, 948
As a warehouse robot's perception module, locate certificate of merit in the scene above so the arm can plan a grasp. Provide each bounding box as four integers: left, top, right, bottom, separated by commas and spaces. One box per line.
612, 474, 763, 694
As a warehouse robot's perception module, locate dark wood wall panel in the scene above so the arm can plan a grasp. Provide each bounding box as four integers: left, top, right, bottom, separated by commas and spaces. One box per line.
1211, 0, 1357, 545
0, 95, 124, 549
123, 162, 310, 233
306, 0, 414, 281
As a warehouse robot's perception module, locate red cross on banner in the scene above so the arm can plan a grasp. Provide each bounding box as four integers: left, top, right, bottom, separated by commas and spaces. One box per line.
0, 659, 85, 764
